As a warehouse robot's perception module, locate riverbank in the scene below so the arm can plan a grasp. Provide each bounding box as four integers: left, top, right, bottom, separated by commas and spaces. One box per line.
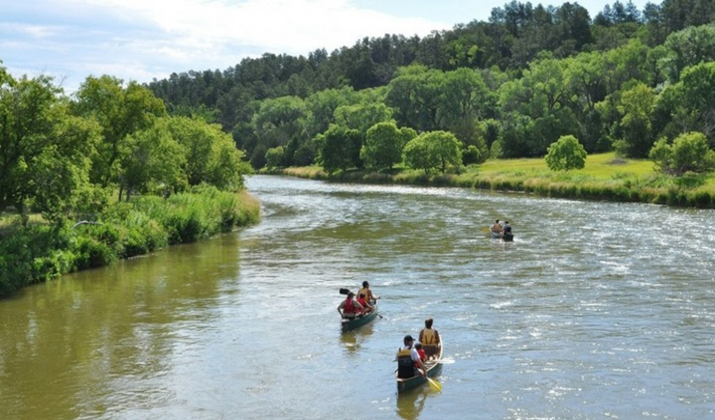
0, 186, 260, 298
263, 153, 715, 209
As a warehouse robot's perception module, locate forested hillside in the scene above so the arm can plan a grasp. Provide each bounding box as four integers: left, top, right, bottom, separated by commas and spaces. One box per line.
146, 0, 715, 175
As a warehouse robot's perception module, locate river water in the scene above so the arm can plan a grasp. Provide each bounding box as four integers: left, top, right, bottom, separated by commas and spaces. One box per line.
1, 175, 715, 419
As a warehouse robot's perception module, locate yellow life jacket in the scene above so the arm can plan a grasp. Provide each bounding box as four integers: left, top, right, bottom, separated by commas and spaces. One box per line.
396, 348, 414, 378
396, 348, 412, 359
421, 328, 437, 346
358, 287, 370, 300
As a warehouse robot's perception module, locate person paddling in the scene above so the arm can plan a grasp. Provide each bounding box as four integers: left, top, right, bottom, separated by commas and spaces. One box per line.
396, 335, 427, 378
419, 318, 442, 360
337, 292, 364, 319
358, 281, 379, 303
490, 219, 503, 234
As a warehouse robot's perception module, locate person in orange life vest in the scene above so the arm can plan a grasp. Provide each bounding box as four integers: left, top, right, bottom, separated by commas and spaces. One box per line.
418, 317, 441, 360
356, 293, 374, 314
414, 342, 426, 363
396, 335, 426, 378
337, 292, 363, 319
358, 281, 378, 303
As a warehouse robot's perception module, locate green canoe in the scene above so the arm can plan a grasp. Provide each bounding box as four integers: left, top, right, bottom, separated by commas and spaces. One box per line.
341, 302, 378, 332
396, 340, 444, 393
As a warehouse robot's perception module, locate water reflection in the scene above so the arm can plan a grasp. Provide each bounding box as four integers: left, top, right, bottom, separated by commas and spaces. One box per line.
339, 323, 375, 355
395, 387, 431, 420
0, 235, 241, 420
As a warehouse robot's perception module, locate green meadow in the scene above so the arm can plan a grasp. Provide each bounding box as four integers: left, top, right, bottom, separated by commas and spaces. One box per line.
270, 153, 715, 208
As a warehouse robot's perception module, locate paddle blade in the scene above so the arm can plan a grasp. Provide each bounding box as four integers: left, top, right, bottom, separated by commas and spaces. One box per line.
427, 377, 442, 392
339, 288, 350, 295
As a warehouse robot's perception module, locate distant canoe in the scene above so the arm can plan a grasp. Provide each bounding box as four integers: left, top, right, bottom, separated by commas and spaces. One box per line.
489, 228, 514, 241
341, 301, 378, 332
396, 340, 444, 393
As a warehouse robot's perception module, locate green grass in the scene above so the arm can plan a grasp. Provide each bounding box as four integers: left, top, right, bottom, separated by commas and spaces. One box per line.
271, 153, 715, 208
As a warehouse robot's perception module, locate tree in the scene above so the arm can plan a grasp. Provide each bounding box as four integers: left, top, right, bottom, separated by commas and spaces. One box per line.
333, 101, 393, 134
545, 135, 587, 171
385, 65, 445, 132
615, 82, 656, 158
314, 125, 363, 173
361, 122, 415, 170
659, 24, 715, 83
265, 146, 285, 168
119, 122, 186, 201
403, 131, 462, 174
649, 132, 715, 176
0, 71, 100, 223
72, 76, 166, 187
164, 116, 250, 190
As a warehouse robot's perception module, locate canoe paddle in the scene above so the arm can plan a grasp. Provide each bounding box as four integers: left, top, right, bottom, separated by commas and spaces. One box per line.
426, 377, 442, 392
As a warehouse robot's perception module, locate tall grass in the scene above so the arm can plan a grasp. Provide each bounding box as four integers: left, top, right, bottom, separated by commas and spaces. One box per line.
0, 185, 260, 298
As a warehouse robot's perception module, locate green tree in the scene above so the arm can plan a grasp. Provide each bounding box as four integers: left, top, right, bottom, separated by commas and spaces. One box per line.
72, 75, 166, 187
163, 116, 250, 190
314, 125, 363, 173
403, 131, 462, 174
265, 146, 285, 168
0, 71, 100, 223
119, 122, 186, 201
361, 122, 415, 170
333, 102, 393, 134
545, 135, 587, 171
659, 23, 715, 83
385, 65, 445, 132
649, 132, 715, 176
615, 82, 656, 158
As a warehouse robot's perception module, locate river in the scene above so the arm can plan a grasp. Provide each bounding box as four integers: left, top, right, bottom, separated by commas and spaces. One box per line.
1, 175, 714, 419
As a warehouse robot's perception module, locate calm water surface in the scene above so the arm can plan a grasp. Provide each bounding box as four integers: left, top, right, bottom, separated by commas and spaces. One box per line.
1, 175, 715, 419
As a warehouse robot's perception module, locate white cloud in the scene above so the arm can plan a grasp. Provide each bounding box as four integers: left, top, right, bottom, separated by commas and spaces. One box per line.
2, 0, 448, 92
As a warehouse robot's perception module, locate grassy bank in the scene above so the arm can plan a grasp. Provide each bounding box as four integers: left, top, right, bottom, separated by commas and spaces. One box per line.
265, 153, 715, 208
0, 185, 260, 298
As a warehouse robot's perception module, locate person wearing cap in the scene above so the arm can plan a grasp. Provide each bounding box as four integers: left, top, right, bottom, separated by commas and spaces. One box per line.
337, 292, 364, 319
357, 281, 378, 304
396, 335, 427, 378
419, 318, 441, 360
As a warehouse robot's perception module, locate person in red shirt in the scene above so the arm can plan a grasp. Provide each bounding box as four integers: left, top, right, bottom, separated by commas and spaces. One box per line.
414, 342, 426, 363
356, 293, 374, 314
337, 292, 364, 319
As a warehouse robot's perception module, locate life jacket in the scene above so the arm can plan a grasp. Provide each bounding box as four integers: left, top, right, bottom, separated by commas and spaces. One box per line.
421, 328, 437, 346
358, 287, 370, 301
344, 298, 356, 314
356, 297, 368, 312
396, 348, 415, 378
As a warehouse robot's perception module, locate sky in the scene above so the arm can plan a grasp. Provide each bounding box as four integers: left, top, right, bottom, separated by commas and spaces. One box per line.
1, 0, 652, 93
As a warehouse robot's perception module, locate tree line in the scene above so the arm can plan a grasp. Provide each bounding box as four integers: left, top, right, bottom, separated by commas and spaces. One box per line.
146, 0, 715, 176
0, 72, 251, 226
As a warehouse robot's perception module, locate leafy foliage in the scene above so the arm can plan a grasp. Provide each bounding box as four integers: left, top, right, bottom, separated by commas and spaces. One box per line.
649, 132, 715, 176
545, 135, 588, 171
404, 131, 462, 174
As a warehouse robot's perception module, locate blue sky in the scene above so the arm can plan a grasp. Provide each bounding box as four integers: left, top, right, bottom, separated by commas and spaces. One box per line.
1, 0, 651, 93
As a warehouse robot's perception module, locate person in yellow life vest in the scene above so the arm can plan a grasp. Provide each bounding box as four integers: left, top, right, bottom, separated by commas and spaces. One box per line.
337, 292, 363, 319
358, 281, 378, 303
418, 318, 441, 360
396, 335, 426, 379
